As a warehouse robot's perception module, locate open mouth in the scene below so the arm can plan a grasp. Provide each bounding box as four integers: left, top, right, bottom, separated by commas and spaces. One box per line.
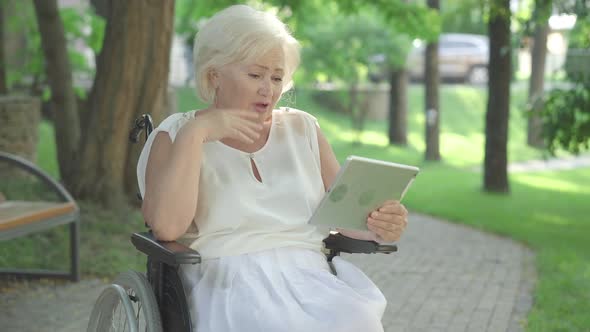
254, 103, 269, 113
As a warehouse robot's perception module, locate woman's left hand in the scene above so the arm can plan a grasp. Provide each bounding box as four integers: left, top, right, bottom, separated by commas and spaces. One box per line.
366, 200, 408, 243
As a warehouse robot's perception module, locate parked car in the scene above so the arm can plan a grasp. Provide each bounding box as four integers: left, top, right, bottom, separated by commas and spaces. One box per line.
407, 33, 489, 85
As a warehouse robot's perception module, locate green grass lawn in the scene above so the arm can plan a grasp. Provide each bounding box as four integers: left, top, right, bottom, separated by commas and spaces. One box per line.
1, 83, 588, 330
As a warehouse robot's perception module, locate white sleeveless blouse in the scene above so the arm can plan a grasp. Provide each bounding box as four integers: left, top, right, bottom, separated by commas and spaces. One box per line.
137, 108, 387, 332
137, 107, 329, 259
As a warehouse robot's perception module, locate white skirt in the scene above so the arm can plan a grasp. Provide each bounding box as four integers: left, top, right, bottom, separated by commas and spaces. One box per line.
179, 247, 386, 332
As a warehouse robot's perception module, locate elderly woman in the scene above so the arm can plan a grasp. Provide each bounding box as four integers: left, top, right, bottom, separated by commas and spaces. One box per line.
137, 4, 408, 332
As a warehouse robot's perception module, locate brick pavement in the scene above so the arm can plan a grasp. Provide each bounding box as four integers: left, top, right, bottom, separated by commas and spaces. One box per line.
0, 278, 104, 332
0, 213, 535, 332
344, 213, 535, 332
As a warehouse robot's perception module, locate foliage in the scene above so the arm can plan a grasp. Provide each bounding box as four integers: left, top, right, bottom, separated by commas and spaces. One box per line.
337, 0, 441, 42
4, 1, 42, 91
554, 0, 590, 17
540, 6, 590, 155
299, 12, 411, 142
564, 16, 590, 81
174, 0, 237, 45
5, 3, 104, 98
174, 0, 305, 47
440, 0, 487, 34
300, 12, 411, 84
567, 16, 590, 49
59, 7, 105, 98
541, 78, 590, 154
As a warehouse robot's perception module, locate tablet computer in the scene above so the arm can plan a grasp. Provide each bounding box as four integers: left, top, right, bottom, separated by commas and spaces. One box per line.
309, 155, 419, 231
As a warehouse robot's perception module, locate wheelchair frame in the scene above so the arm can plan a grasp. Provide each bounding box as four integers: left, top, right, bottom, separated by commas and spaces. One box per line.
87, 114, 397, 332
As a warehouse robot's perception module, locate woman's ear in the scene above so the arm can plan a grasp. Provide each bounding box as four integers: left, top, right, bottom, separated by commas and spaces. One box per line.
208, 69, 219, 89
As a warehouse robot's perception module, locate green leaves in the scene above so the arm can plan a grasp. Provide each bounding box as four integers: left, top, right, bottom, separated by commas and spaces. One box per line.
5, 4, 104, 94
174, 0, 251, 44
538, 1, 590, 155
541, 79, 590, 155
337, 0, 441, 41
300, 12, 412, 85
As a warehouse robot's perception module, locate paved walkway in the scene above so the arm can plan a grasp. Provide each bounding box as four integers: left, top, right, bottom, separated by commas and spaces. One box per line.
347, 214, 535, 332
0, 278, 105, 332
0, 213, 534, 332
508, 154, 590, 173
471, 153, 590, 173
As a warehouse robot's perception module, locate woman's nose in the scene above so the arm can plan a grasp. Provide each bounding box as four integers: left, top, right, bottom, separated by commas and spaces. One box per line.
258, 78, 271, 96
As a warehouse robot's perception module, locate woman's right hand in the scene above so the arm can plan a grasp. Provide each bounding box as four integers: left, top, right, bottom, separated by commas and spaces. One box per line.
191, 108, 263, 144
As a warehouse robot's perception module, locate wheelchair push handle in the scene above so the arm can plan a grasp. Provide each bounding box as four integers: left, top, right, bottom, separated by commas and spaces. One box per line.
129, 114, 154, 143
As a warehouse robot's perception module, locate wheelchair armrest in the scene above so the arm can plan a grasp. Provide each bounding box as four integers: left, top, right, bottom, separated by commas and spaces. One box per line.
131, 232, 201, 266
323, 233, 397, 255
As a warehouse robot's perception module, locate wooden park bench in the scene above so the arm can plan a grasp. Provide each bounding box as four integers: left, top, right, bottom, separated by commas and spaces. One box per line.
0, 151, 80, 281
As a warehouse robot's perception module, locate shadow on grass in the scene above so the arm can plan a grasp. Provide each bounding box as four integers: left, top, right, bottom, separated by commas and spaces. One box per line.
0, 201, 147, 282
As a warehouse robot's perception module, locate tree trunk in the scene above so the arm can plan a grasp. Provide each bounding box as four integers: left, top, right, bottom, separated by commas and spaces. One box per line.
72, 0, 175, 206
527, 0, 551, 148
425, 0, 441, 161
32, 0, 81, 181
90, 0, 110, 19
388, 69, 408, 145
484, 0, 511, 193
0, 2, 7, 94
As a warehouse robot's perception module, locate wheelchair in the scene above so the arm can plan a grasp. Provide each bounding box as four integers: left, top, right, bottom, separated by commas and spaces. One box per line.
86, 114, 398, 332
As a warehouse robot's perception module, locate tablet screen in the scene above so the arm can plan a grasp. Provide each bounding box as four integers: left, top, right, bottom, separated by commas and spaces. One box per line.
309, 156, 419, 231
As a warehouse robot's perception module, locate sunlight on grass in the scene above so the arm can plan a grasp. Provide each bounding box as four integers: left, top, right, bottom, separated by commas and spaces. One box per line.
439, 132, 485, 166
534, 213, 575, 226
513, 173, 590, 194
407, 132, 425, 152
357, 130, 389, 146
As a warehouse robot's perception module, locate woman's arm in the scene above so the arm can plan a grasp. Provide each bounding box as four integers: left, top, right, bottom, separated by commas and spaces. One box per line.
141, 121, 208, 241
142, 109, 263, 241
316, 128, 341, 191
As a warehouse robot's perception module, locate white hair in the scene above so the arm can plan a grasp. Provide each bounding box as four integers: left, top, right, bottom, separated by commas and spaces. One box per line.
192, 5, 301, 104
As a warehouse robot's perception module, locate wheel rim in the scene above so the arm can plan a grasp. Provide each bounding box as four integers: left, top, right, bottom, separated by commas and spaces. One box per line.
87, 271, 161, 332
89, 284, 139, 332
106, 286, 149, 331
113, 271, 161, 332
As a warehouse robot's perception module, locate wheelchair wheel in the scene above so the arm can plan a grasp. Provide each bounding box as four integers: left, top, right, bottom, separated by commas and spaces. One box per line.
87, 271, 162, 332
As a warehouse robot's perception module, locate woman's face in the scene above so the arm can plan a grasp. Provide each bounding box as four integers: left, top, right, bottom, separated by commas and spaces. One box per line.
213, 47, 285, 122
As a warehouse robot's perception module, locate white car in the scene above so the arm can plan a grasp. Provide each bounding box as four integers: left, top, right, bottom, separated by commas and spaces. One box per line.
407, 33, 489, 85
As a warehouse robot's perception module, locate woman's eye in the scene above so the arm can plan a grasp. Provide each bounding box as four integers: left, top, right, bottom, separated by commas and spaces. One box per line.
272, 77, 283, 82
248, 73, 261, 79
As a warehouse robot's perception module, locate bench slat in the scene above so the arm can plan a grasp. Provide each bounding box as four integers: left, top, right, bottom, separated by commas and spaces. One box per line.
0, 201, 77, 232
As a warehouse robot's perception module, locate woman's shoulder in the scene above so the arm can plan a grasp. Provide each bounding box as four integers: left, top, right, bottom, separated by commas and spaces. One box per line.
273, 107, 320, 144
275, 107, 318, 123
155, 110, 198, 139
159, 110, 197, 129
